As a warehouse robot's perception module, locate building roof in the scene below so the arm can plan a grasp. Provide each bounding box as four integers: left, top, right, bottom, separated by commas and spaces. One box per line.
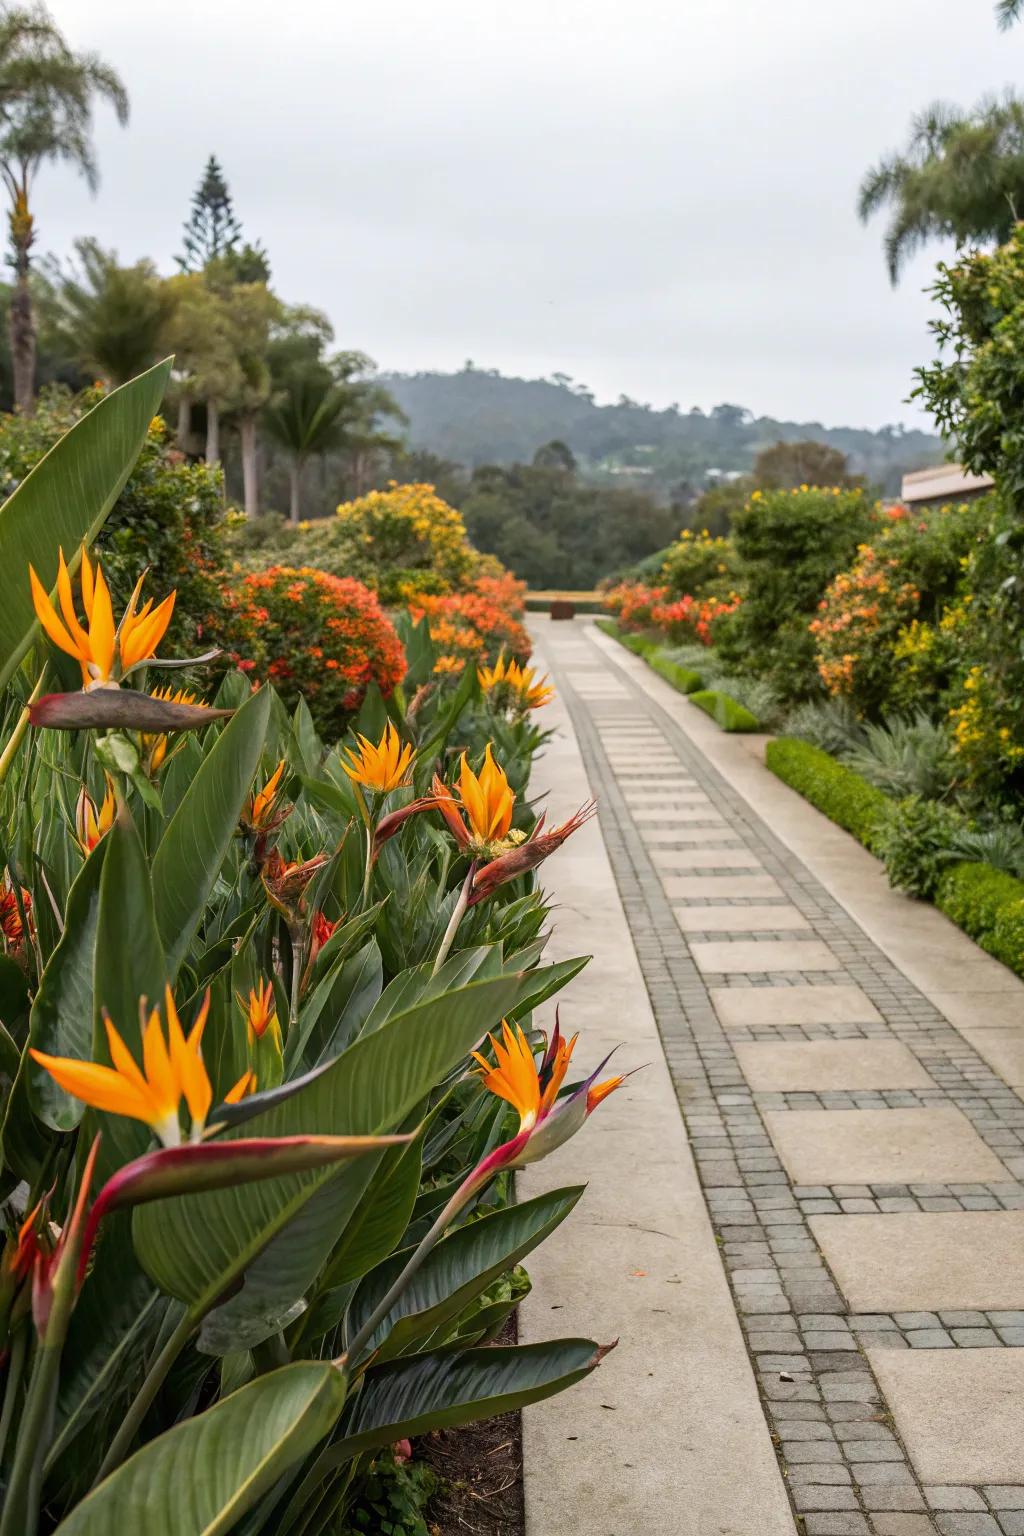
901, 463, 994, 504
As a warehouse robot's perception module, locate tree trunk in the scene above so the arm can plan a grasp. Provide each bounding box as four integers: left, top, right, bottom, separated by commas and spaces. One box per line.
289, 459, 303, 525
10, 271, 35, 415
206, 397, 220, 465
240, 412, 259, 518
177, 394, 191, 451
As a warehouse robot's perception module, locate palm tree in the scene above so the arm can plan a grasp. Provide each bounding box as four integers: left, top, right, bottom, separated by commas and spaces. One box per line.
0, 6, 128, 411
858, 95, 1024, 282
997, 0, 1023, 27
263, 373, 353, 524
40, 238, 173, 386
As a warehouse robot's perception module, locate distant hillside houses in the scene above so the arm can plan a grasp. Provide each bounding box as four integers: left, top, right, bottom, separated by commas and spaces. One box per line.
381, 367, 944, 499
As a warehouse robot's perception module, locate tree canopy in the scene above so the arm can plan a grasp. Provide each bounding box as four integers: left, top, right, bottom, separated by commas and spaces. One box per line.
859, 95, 1024, 282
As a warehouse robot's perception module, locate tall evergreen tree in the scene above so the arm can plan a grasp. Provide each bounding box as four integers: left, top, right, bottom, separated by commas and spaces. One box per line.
178, 155, 242, 270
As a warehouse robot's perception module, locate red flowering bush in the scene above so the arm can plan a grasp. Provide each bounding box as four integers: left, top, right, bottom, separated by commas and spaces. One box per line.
602, 581, 667, 630
235, 566, 406, 734
409, 573, 530, 675
650, 592, 742, 646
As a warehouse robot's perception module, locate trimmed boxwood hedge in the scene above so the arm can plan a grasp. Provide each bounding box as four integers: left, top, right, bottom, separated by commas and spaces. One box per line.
596, 618, 655, 656
689, 689, 759, 733
936, 862, 1024, 978
765, 737, 888, 849
648, 653, 703, 694
597, 619, 703, 691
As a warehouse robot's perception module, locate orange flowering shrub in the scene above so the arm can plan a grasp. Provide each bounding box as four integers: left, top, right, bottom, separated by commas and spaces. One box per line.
602, 581, 667, 630
235, 567, 406, 733
810, 543, 920, 708
809, 499, 992, 716
409, 572, 530, 675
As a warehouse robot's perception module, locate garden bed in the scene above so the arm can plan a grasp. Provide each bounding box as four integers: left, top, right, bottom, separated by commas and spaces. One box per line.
766, 736, 1024, 982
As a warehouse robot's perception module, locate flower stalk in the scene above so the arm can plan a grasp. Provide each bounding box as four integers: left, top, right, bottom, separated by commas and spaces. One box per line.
430, 861, 476, 977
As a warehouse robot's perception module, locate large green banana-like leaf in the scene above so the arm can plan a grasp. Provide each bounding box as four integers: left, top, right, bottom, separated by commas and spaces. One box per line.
27, 840, 107, 1130
131, 971, 523, 1320
282, 1339, 603, 1522
0, 359, 172, 692
47, 1215, 159, 1475
506, 955, 589, 1022
348, 1186, 583, 1363
321, 1135, 423, 1289
52, 1361, 348, 1536
152, 686, 271, 976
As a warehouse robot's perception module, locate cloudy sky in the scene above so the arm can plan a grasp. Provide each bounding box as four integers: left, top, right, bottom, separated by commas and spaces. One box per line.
40, 0, 1024, 430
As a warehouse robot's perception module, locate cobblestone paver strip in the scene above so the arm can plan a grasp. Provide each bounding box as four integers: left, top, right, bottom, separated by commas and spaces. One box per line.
538, 623, 1024, 1535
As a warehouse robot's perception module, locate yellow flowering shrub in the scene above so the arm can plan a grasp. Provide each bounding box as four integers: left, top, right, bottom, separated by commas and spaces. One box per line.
290, 482, 478, 603
659, 527, 739, 599
332, 482, 476, 601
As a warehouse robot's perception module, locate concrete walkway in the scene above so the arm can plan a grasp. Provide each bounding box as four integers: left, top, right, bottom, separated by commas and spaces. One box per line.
521, 616, 1024, 1536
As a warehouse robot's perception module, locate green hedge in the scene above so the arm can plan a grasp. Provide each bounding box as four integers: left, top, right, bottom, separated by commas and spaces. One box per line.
648, 653, 703, 694
689, 689, 759, 733
597, 619, 704, 692
936, 861, 1024, 977
596, 618, 655, 656
765, 737, 888, 848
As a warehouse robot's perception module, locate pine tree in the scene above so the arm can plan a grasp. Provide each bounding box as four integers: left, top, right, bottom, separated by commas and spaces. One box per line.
177, 155, 243, 270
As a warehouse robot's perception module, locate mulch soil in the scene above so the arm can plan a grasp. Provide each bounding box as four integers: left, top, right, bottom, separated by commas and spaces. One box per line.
416, 1318, 525, 1536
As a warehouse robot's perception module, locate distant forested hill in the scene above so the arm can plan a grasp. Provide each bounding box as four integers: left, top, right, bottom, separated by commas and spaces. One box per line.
380, 366, 943, 497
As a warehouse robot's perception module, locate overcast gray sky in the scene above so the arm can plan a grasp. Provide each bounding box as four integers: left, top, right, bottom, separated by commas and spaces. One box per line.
39, 0, 1024, 430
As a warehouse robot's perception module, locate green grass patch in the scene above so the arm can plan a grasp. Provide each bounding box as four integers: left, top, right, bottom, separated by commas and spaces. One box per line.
689, 689, 760, 732
936, 861, 1024, 979
765, 737, 888, 848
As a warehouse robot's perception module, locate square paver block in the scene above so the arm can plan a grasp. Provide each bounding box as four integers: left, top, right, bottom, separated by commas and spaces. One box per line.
650, 847, 762, 869
692, 940, 840, 974
763, 1108, 1007, 1186
642, 832, 747, 852
962, 1029, 1024, 1087
663, 874, 785, 900
632, 807, 728, 824
735, 1041, 932, 1093
711, 986, 882, 1028
810, 1212, 1024, 1312
674, 904, 810, 934
869, 1348, 1024, 1484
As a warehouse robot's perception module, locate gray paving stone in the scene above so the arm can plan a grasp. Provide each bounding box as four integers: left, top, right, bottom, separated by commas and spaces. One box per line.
673, 903, 811, 934
693, 939, 841, 973
765, 1108, 1007, 1187
803, 1516, 870, 1535
736, 1040, 933, 1092
925, 1488, 987, 1510
662, 873, 786, 899
810, 1212, 1024, 1313
869, 1348, 1024, 1484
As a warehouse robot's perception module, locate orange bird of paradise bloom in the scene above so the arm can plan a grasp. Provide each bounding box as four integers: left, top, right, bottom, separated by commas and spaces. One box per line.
341, 723, 414, 794
29, 547, 175, 690
30, 987, 251, 1148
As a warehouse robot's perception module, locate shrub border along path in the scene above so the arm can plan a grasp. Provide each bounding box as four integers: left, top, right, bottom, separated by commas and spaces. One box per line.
767, 737, 1024, 984
597, 618, 756, 726
547, 615, 1024, 1532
